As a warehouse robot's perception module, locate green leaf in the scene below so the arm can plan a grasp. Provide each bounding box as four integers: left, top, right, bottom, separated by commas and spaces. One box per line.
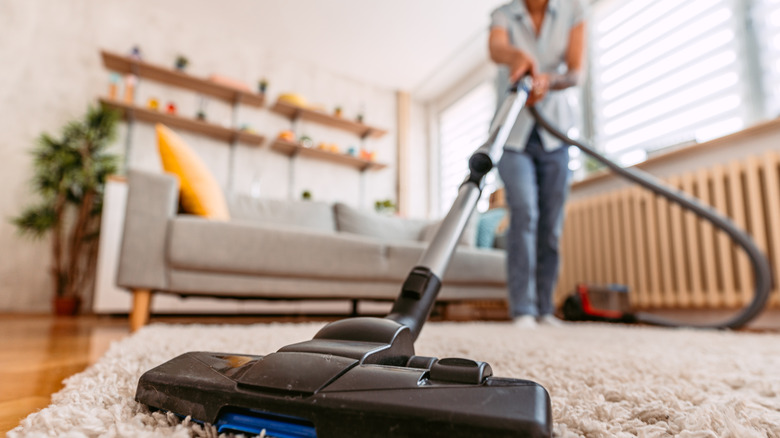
12, 205, 58, 238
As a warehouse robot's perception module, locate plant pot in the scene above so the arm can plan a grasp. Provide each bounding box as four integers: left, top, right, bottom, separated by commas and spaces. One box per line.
53, 296, 81, 316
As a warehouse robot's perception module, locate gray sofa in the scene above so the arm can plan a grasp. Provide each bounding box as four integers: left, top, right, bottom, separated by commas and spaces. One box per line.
117, 170, 507, 330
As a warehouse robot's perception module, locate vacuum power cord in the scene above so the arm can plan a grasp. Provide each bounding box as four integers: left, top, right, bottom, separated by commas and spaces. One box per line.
529, 106, 772, 329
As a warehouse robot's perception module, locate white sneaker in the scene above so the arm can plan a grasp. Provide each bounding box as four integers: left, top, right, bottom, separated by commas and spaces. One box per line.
538, 315, 565, 327
512, 315, 538, 329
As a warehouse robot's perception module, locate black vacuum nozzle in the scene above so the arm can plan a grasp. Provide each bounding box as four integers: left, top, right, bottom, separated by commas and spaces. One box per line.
137, 324, 552, 437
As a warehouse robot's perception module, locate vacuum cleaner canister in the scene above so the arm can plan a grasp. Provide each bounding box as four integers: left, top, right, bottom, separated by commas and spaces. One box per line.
562, 284, 636, 323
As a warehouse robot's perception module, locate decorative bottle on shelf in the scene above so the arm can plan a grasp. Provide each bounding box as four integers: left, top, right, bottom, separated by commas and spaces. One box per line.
108, 73, 120, 100
123, 75, 137, 104
129, 45, 142, 61
196, 97, 208, 121
174, 55, 189, 71
356, 103, 366, 123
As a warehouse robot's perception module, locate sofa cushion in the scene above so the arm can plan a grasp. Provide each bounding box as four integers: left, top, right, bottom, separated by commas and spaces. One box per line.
156, 124, 230, 220
334, 202, 430, 242
386, 242, 506, 284
167, 216, 389, 280
419, 213, 478, 247
228, 194, 336, 233
165, 270, 507, 301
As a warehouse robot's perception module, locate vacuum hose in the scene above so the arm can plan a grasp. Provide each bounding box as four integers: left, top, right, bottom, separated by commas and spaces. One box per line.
528, 106, 773, 329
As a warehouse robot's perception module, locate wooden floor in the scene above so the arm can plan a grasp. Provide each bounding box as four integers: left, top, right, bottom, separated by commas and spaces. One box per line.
1, 310, 778, 434
0, 314, 124, 434
0, 313, 339, 435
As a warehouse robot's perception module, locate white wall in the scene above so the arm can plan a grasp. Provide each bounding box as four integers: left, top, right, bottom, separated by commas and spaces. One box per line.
404, 99, 431, 218
0, 1, 434, 312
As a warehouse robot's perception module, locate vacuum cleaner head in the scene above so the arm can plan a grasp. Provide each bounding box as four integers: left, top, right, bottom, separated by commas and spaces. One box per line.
136, 318, 551, 437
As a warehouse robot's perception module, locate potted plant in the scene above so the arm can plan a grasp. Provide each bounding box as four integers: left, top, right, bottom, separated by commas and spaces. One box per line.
12, 105, 120, 315
258, 78, 268, 94
374, 199, 397, 215
174, 54, 189, 71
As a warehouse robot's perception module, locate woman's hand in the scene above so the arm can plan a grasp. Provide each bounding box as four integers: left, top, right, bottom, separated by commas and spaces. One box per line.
527, 73, 550, 106
508, 49, 536, 83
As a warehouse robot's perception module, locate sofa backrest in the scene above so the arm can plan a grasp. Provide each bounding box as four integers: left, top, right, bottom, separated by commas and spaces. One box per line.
334, 203, 431, 242
332, 202, 477, 247
226, 196, 478, 246
228, 194, 337, 233
419, 217, 477, 247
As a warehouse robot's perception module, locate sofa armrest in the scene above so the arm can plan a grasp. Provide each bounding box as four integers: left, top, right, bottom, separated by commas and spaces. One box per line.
116, 170, 179, 290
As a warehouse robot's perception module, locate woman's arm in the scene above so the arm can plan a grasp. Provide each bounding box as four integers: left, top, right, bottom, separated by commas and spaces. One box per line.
489, 20, 585, 103
489, 27, 544, 104
549, 21, 586, 90
526, 21, 586, 102
489, 27, 537, 82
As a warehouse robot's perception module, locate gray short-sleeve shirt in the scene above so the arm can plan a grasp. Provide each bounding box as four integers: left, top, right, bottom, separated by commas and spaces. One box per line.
491, 0, 586, 151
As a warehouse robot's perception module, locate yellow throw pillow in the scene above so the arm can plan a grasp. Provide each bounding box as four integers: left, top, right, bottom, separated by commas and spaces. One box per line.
156, 124, 230, 220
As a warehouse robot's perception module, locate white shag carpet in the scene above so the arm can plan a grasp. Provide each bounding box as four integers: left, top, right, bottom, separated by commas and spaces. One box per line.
9, 321, 780, 437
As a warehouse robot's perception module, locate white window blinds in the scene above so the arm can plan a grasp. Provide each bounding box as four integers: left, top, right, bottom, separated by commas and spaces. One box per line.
753, 0, 780, 117
590, 0, 748, 165
437, 82, 496, 215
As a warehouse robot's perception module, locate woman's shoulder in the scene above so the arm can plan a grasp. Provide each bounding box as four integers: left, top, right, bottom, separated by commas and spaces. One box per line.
566, 0, 588, 24
491, 1, 520, 18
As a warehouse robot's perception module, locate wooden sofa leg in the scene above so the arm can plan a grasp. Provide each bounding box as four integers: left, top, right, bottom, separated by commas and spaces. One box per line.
130, 289, 152, 332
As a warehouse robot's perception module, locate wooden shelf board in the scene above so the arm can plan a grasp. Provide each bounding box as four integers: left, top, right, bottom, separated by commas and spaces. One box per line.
270, 100, 387, 139
101, 50, 265, 107
270, 139, 387, 171
100, 98, 264, 146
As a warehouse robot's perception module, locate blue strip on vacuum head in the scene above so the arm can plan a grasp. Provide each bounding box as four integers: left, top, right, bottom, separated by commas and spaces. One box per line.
214, 411, 317, 437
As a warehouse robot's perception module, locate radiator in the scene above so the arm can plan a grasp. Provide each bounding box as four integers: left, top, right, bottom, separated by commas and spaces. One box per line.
557, 151, 780, 310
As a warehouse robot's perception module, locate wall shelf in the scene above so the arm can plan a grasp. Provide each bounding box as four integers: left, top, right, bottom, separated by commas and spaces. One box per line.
270, 139, 387, 171
100, 98, 264, 146
270, 100, 387, 139
101, 48, 389, 195
101, 50, 265, 106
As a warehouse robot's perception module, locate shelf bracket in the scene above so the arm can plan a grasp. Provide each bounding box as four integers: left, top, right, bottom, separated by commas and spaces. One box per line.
290, 112, 301, 139
360, 171, 367, 210
227, 99, 242, 192
288, 152, 298, 200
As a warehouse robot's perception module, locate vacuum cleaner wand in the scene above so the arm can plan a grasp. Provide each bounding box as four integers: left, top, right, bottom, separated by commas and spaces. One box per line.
529, 105, 773, 329
386, 77, 533, 341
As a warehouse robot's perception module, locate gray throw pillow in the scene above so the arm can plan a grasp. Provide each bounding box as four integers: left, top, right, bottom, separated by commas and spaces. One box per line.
334, 202, 431, 242
228, 194, 336, 233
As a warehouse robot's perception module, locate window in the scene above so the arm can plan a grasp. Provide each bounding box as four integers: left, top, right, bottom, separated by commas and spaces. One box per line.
437, 82, 496, 215
589, 0, 749, 166
435, 0, 780, 204
753, 0, 780, 117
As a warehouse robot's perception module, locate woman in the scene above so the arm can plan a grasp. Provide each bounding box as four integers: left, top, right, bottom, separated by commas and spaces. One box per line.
488, 0, 586, 328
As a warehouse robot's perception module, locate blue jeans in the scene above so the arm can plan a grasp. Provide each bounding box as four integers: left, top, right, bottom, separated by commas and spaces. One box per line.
498, 127, 570, 317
